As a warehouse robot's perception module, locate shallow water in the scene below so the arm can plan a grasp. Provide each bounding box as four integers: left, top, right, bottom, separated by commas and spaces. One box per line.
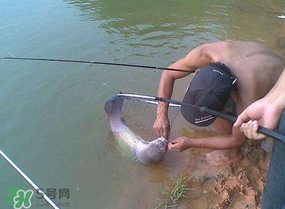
0, 0, 284, 208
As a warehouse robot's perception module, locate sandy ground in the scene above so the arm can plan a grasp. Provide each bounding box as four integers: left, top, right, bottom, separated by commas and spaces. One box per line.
156, 129, 272, 209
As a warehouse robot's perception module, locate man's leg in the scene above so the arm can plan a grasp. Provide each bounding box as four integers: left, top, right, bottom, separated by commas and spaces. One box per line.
262, 110, 285, 209
206, 118, 242, 166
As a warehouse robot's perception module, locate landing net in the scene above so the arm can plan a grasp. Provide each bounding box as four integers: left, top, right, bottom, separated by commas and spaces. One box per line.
118, 93, 181, 141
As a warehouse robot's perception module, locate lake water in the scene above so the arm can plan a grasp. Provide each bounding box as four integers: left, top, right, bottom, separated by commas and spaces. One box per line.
0, 0, 284, 208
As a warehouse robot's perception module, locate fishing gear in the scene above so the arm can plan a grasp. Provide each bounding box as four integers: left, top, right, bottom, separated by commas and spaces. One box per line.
0, 148, 61, 209
2, 57, 283, 140
0, 57, 195, 74
117, 93, 285, 143
105, 93, 181, 163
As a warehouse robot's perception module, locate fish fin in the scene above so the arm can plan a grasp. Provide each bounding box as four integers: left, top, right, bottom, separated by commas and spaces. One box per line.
121, 117, 128, 126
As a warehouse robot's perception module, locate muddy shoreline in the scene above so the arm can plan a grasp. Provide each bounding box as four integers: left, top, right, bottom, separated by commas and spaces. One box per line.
152, 128, 271, 209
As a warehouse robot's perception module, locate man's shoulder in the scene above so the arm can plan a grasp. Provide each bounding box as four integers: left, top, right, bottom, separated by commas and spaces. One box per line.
196, 42, 227, 61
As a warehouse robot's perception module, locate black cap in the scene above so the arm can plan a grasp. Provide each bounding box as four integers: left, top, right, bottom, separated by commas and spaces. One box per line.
181, 62, 237, 127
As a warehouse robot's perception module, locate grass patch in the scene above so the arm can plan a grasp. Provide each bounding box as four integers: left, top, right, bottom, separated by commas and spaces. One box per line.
231, 162, 239, 173
242, 139, 260, 149
200, 173, 210, 186
246, 150, 260, 165
154, 171, 199, 209
216, 173, 225, 179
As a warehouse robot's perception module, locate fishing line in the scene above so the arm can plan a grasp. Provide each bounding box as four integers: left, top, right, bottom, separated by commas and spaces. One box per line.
0, 57, 195, 74
118, 93, 285, 143
0, 148, 61, 209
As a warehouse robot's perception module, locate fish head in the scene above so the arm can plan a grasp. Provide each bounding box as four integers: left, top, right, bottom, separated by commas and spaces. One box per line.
136, 137, 168, 164
151, 137, 168, 151
104, 96, 124, 115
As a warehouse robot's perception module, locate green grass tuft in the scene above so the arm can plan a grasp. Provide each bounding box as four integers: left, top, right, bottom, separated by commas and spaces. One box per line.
154, 171, 199, 209
200, 173, 210, 186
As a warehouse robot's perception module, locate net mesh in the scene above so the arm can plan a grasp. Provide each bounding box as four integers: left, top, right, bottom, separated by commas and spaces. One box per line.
119, 95, 181, 141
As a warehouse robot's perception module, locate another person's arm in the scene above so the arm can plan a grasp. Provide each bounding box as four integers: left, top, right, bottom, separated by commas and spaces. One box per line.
234, 69, 285, 140
153, 45, 212, 139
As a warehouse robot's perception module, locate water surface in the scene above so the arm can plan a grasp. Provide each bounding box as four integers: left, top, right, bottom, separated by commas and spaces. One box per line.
0, 0, 284, 208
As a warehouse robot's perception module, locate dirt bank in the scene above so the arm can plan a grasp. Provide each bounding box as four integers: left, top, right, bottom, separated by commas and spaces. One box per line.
172, 129, 271, 209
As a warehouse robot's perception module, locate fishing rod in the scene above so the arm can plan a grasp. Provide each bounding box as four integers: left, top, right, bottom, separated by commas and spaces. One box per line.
118, 93, 285, 143
161, 97, 285, 142
0, 148, 61, 209
0, 57, 195, 74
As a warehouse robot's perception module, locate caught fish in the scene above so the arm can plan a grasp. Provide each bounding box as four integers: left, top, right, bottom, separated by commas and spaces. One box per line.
104, 95, 168, 164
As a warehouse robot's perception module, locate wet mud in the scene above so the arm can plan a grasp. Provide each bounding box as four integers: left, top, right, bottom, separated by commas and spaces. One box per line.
153, 129, 271, 209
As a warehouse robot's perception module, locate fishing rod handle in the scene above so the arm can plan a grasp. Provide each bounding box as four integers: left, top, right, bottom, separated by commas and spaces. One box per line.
147, 97, 285, 142
201, 107, 285, 143
257, 126, 285, 143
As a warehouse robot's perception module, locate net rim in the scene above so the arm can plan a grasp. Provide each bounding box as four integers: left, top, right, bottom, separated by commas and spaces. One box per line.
117, 93, 181, 107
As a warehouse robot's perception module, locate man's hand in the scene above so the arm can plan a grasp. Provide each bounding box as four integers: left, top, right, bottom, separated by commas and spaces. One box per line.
153, 115, 170, 139
168, 136, 190, 152
234, 98, 283, 140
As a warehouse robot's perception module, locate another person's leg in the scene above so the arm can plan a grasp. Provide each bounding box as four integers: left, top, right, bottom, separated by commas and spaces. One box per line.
262, 110, 285, 209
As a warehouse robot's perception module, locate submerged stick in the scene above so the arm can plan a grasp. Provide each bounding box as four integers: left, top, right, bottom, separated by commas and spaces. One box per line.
0, 148, 61, 209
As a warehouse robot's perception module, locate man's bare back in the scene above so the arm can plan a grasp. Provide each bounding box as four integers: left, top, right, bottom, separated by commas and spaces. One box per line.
153, 40, 285, 166
207, 40, 284, 111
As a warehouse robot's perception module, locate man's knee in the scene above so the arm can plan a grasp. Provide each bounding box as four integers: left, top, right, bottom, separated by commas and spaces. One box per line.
213, 118, 232, 135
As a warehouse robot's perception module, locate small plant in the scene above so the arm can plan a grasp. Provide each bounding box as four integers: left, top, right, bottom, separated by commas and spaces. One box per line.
200, 173, 210, 186
216, 173, 225, 179
154, 171, 199, 209
242, 139, 261, 150
231, 162, 239, 173
200, 190, 209, 196
247, 150, 260, 165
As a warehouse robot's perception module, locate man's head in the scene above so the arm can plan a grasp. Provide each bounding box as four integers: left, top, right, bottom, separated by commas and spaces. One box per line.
181, 62, 237, 127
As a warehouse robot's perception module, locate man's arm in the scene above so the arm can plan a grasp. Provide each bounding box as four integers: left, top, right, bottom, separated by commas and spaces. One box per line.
168, 125, 247, 151
168, 99, 249, 151
154, 44, 213, 138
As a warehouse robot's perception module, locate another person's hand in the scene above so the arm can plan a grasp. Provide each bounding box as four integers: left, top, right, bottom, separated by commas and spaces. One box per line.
153, 115, 170, 139
168, 136, 190, 152
234, 98, 283, 140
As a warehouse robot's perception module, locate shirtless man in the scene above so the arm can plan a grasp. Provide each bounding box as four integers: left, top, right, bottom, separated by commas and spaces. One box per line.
153, 40, 285, 166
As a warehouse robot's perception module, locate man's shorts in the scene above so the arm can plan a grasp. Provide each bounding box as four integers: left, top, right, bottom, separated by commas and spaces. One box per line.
222, 96, 237, 117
